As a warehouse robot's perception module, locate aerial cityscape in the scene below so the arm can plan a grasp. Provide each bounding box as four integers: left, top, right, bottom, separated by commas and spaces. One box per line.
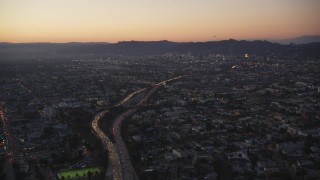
1, 0, 320, 180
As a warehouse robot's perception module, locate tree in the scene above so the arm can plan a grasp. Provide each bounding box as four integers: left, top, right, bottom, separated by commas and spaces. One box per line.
213, 155, 234, 179
87, 171, 93, 180
41, 127, 54, 139
39, 158, 48, 166
304, 134, 314, 154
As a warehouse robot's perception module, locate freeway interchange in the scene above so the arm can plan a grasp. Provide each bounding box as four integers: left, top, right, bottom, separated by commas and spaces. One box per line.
91, 76, 184, 180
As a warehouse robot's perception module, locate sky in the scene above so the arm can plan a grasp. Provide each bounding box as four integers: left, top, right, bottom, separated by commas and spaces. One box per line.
1, 0, 320, 43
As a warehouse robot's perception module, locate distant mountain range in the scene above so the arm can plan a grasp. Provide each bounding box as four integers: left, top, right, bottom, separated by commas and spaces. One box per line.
1, 39, 320, 59
269, 35, 320, 44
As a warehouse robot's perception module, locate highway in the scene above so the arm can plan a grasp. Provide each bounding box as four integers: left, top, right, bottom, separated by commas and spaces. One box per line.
113, 88, 147, 107
92, 88, 147, 180
92, 110, 122, 180
92, 76, 184, 180
112, 75, 185, 180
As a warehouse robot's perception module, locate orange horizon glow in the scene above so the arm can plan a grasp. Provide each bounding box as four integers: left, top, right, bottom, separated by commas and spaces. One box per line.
1, 0, 320, 43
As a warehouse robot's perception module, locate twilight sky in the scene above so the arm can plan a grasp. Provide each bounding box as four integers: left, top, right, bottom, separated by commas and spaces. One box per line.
1, 0, 319, 42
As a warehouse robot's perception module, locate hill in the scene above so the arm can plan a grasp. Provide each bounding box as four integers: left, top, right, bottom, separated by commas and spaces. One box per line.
0, 40, 320, 59
272, 35, 320, 45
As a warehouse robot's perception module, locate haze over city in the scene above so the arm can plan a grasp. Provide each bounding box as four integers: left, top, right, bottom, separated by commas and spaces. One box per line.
1, 1, 320, 180
1, 0, 320, 43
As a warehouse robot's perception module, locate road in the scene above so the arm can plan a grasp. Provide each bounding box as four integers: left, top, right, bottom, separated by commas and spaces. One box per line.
1, 81, 37, 180
0, 101, 15, 180
113, 88, 146, 107
92, 88, 147, 180
92, 76, 185, 180
112, 75, 185, 180
92, 111, 122, 180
